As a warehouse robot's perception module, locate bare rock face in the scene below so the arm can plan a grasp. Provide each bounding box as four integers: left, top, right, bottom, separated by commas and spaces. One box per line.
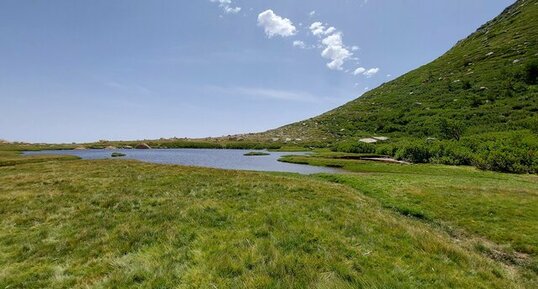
135, 143, 151, 149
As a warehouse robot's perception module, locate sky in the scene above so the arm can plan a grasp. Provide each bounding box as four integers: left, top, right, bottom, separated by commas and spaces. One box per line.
0, 0, 515, 143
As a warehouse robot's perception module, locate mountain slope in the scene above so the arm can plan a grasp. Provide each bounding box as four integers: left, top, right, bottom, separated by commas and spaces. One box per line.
261, 0, 538, 142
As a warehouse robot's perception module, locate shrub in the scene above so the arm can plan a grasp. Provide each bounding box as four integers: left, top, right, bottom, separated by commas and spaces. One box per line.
430, 142, 473, 166
439, 118, 466, 141
394, 140, 432, 163
472, 141, 538, 174
331, 140, 376, 154
524, 60, 538, 85
375, 143, 398, 156
337, 131, 538, 173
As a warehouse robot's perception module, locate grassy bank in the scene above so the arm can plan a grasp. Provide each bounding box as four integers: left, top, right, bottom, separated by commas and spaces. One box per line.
280, 153, 538, 281
0, 146, 536, 288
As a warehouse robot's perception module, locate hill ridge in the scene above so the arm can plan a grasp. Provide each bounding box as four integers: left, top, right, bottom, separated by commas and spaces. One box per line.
257, 0, 537, 142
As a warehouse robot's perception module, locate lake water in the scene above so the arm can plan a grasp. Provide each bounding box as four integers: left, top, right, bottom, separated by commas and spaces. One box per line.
24, 149, 341, 174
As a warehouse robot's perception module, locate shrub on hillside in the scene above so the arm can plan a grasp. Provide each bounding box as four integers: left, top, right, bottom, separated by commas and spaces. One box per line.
524, 60, 538, 85
225, 142, 281, 150
438, 118, 466, 141
394, 140, 432, 163
331, 140, 376, 154
375, 143, 399, 156
470, 133, 538, 174
430, 142, 473, 166
334, 131, 537, 174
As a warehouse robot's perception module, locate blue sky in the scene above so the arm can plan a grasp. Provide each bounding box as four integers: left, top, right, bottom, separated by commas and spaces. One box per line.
0, 0, 514, 143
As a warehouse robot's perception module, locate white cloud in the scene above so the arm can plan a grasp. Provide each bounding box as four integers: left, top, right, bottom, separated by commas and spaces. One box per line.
351, 46, 359, 51
324, 27, 336, 35
309, 22, 324, 36
353, 67, 366, 75
321, 33, 342, 47
210, 0, 241, 14
257, 10, 297, 38
320, 33, 353, 70
308, 22, 355, 70
364, 67, 380, 77
309, 22, 336, 37
309, 10, 316, 17
353, 67, 381, 77
293, 40, 306, 49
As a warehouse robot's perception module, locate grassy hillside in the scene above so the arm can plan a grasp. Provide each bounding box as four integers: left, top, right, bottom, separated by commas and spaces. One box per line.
263, 0, 537, 141
1, 145, 537, 288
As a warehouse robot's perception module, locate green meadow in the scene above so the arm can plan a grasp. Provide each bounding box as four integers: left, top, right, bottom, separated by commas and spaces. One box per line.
1, 2, 537, 288
1, 145, 537, 288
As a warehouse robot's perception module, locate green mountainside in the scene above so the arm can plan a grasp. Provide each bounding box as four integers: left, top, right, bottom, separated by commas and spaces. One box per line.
262, 0, 538, 142
242, 0, 538, 173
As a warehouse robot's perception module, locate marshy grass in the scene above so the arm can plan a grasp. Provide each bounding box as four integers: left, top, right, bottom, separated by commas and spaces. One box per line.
281, 153, 538, 284
0, 145, 536, 288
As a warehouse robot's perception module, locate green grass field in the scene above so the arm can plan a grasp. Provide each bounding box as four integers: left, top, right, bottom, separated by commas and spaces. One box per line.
0, 146, 537, 288
2, 1, 536, 288
281, 153, 538, 282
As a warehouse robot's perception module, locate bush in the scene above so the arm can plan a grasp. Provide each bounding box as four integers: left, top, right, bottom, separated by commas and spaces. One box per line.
524, 60, 538, 85
375, 143, 398, 156
331, 140, 376, 154
471, 136, 538, 174
438, 118, 466, 141
336, 131, 538, 174
430, 142, 473, 166
394, 140, 432, 163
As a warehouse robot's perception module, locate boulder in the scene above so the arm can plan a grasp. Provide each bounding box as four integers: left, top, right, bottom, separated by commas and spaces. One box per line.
135, 143, 151, 149
359, 138, 378, 144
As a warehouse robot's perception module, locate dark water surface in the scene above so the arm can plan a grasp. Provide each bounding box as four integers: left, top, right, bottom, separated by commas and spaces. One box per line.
24, 149, 341, 174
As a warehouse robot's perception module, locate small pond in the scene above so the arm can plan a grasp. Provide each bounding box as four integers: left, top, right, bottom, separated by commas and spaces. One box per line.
24, 149, 341, 174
